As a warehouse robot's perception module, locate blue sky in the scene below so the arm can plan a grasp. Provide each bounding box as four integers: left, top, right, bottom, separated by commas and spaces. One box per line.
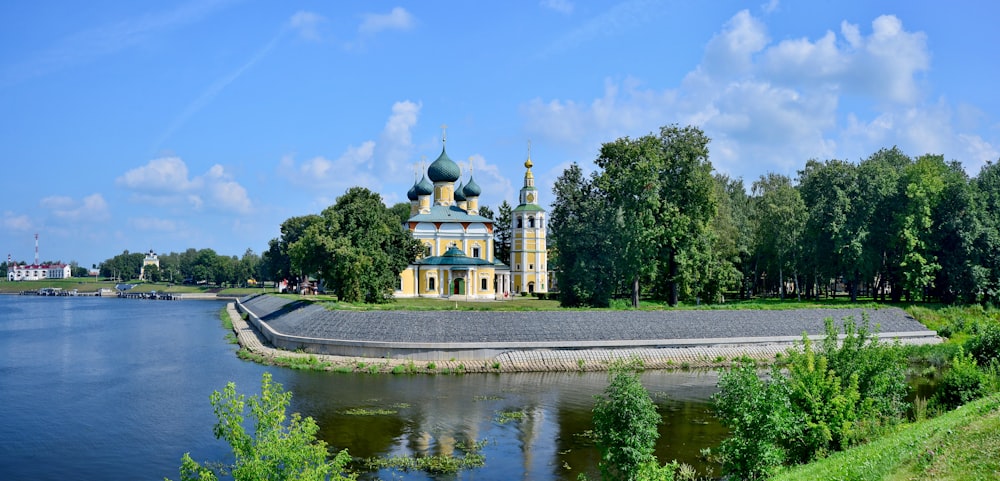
2, 1, 998, 269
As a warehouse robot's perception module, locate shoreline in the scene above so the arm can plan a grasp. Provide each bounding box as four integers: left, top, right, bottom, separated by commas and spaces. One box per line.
226, 300, 941, 374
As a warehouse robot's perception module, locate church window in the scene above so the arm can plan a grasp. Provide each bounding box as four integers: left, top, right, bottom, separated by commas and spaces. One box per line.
481, 278, 487, 290
424, 245, 431, 256
529, 264, 534, 270
472, 246, 481, 258
428, 277, 436, 291
517, 217, 523, 228
528, 216, 535, 228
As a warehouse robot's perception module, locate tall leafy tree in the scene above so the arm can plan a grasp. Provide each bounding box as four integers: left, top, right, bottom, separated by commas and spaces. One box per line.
550, 163, 619, 307
892, 155, 947, 301
798, 159, 861, 300
752, 173, 806, 300
857, 147, 910, 301
290, 187, 421, 303
975, 160, 1000, 303
596, 125, 716, 307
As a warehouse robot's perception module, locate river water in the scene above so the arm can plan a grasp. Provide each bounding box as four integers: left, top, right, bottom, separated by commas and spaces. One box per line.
0, 295, 725, 480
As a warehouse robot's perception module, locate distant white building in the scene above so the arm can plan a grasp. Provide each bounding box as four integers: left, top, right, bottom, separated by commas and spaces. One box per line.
8, 263, 72, 281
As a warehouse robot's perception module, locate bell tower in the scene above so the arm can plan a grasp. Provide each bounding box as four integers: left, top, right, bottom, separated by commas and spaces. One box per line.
511, 143, 547, 294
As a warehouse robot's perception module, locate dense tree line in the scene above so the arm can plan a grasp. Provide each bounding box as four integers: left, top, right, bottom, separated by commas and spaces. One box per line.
552, 125, 1000, 307
98, 248, 262, 287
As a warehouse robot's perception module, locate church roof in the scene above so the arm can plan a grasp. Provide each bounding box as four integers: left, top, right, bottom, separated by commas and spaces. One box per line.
416, 246, 494, 266
408, 205, 492, 223
414, 174, 433, 196
463, 175, 482, 197
427, 146, 461, 182
513, 203, 545, 213
454, 181, 466, 201
406, 183, 418, 201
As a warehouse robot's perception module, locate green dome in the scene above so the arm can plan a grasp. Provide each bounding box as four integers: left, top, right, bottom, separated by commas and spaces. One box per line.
454, 181, 466, 201
463, 175, 482, 197
427, 147, 461, 182
406, 183, 418, 201
414, 174, 433, 196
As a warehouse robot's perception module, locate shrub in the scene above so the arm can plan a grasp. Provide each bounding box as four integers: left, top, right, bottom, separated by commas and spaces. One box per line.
170, 373, 355, 481
967, 322, 1000, 367
593, 366, 661, 481
713, 360, 794, 480
784, 337, 862, 461
821, 314, 909, 425
932, 347, 988, 410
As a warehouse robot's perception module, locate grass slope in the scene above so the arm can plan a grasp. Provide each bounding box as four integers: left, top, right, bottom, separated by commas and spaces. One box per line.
772, 394, 1000, 481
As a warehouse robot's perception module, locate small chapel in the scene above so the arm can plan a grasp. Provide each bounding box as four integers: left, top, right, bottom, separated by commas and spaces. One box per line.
395, 134, 548, 300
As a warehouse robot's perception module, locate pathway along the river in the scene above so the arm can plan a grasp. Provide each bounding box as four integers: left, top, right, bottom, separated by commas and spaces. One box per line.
230, 294, 940, 373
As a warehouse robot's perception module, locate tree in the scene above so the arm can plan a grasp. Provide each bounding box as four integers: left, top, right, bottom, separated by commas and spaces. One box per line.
289, 187, 421, 303
477, 204, 494, 220
975, 160, 1000, 303
550, 163, 620, 307
596, 125, 716, 307
752, 173, 806, 300
797, 159, 860, 300
494, 201, 513, 265
592, 364, 670, 481
389, 202, 412, 225
263, 215, 322, 287
170, 372, 354, 481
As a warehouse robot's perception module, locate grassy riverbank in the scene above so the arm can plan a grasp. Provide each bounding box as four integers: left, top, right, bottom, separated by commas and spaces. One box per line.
772, 393, 1000, 481
0, 278, 266, 297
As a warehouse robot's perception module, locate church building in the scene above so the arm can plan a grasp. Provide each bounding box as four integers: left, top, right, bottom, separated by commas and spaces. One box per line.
395, 135, 548, 299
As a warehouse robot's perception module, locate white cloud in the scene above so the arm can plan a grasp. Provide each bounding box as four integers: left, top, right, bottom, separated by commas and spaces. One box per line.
541, 0, 574, 15
522, 9, 991, 179
41, 193, 110, 222
116, 157, 196, 192
289, 11, 326, 41
359, 7, 415, 35
116, 157, 253, 214
376, 100, 421, 173
3, 211, 33, 231
279, 141, 378, 192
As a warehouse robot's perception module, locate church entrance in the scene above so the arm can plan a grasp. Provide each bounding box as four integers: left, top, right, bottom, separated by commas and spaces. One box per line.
453, 278, 465, 295
528, 281, 535, 293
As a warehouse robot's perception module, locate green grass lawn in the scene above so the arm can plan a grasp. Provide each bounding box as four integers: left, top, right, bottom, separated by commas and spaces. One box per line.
772, 394, 1000, 481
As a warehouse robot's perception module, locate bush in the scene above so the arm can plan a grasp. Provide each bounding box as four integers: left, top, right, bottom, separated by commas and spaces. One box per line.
932, 347, 988, 411
712, 360, 794, 480
170, 372, 355, 481
967, 322, 1000, 367
592, 365, 661, 481
821, 314, 909, 426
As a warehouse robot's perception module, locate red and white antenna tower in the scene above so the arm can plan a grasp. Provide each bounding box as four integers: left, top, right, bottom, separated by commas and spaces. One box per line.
34, 233, 39, 265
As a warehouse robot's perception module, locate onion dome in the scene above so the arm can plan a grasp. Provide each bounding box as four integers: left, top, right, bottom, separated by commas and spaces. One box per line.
454, 181, 467, 201
463, 175, 482, 197
427, 147, 461, 182
406, 183, 418, 201
414, 174, 433, 196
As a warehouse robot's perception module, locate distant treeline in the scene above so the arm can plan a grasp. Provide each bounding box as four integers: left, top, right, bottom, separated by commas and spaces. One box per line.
98, 248, 263, 287
551, 125, 1000, 307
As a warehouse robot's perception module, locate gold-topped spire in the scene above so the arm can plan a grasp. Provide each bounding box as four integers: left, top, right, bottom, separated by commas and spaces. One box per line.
524, 139, 533, 169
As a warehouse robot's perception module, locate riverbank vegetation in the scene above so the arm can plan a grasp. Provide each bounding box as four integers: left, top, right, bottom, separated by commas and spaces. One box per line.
706, 311, 1000, 480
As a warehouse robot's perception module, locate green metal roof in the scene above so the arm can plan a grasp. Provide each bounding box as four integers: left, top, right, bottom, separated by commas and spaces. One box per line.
416, 246, 494, 266
427, 147, 461, 182
463, 175, 482, 197
407, 205, 492, 223
414, 174, 433, 195
513, 204, 545, 213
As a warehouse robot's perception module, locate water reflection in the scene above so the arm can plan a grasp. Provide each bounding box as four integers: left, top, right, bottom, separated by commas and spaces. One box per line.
284, 370, 727, 480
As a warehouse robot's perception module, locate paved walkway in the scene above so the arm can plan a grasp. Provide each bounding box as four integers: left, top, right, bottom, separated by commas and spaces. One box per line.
228, 295, 940, 373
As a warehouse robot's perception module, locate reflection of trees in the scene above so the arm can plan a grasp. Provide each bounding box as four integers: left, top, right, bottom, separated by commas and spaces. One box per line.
282, 369, 723, 479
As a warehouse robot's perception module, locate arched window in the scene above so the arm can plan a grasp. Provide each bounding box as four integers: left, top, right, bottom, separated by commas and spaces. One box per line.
428, 277, 436, 291
528, 216, 535, 228
517, 217, 523, 228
